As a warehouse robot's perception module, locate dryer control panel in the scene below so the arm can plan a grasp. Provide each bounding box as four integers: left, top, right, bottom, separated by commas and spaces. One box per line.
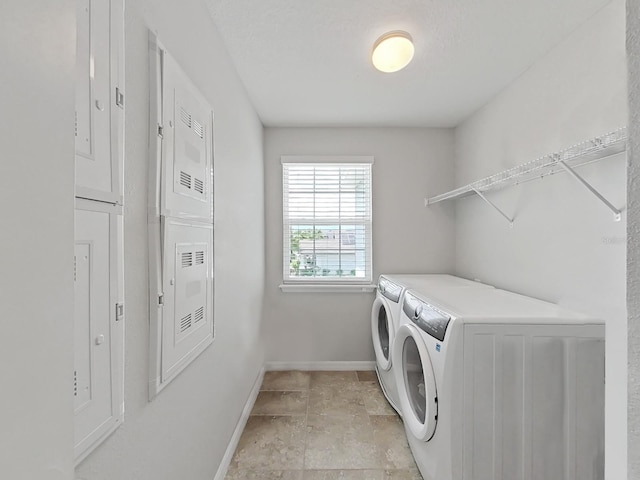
378, 276, 402, 303
403, 292, 450, 342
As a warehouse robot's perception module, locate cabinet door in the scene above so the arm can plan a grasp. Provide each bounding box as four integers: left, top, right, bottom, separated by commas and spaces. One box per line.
160, 50, 214, 221
160, 219, 214, 383
74, 201, 124, 463
75, 0, 124, 204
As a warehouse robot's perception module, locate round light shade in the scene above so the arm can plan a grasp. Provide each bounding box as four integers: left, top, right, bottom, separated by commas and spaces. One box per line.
372, 31, 414, 73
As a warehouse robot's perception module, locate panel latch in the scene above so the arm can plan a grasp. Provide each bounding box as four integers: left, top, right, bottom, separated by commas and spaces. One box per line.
115, 303, 124, 321
115, 87, 125, 109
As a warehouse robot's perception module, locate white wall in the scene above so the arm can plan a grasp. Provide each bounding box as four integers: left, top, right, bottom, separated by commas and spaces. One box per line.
627, 0, 640, 476
263, 128, 455, 363
0, 2, 76, 479
75, 1, 265, 478
453, 1, 627, 478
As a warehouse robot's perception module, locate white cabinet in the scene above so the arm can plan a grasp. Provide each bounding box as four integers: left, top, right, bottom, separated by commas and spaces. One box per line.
74, 200, 124, 463
159, 48, 214, 222
75, 0, 124, 205
148, 34, 215, 398
73, 0, 124, 464
159, 219, 213, 381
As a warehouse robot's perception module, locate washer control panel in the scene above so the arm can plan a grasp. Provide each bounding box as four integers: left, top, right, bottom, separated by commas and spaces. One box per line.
403, 292, 450, 341
378, 276, 402, 303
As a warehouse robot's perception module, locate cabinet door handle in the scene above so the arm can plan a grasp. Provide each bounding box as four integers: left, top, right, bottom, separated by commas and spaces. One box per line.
115, 303, 124, 321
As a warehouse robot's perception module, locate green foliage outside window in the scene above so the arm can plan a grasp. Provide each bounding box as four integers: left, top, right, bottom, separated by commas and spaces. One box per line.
290, 229, 323, 275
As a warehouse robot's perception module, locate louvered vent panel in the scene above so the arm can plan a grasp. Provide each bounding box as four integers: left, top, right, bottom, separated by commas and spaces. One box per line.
180, 171, 192, 189
181, 252, 193, 268
195, 251, 204, 265
180, 107, 192, 128
180, 313, 192, 332
194, 178, 204, 194
192, 119, 204, 138
194, 306, 204, 323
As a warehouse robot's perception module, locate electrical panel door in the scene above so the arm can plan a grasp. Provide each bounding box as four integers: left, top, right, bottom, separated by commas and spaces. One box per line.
160, 219, 213, 383
75, 0, 124, 205
74, 200, 124, 463
160, 51, 213, 221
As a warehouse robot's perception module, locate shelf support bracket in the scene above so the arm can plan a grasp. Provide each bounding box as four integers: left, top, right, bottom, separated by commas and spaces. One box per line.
472, 188, 514, 227
557, 160, 622, 221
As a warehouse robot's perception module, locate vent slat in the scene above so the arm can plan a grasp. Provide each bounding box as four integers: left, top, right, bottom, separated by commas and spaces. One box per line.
194, 306, 204, 323
194, 178, 204, 194
192, 119, 204, 138
180, 171, 192, 189
195, 251, 205, 265
181, 252, 193, 268
180, 314, 192, 332
180, 107, 192, 128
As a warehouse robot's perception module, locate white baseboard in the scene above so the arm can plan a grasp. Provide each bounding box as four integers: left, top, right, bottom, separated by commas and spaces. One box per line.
265, 361, 376, 371
214, 366, 265, 480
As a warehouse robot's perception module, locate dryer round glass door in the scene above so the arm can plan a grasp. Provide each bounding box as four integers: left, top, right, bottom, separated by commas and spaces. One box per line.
371, 296, 393, 371
393, 324, 437, 441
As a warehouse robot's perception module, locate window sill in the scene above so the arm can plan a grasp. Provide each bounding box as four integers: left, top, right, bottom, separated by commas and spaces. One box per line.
279, 284, 377, 293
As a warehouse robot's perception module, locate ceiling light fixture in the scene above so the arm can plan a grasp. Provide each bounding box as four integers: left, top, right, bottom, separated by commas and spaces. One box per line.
371, 31, 414, 73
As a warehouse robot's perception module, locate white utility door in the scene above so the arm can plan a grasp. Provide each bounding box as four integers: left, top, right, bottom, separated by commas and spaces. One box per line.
160, 50, 214, 222
160, 219, 214, 383
74, 200, 124, 463
75, 0, 124, 205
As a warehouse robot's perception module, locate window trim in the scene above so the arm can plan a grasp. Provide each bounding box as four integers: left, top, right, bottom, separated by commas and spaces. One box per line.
281, 155, 374, 286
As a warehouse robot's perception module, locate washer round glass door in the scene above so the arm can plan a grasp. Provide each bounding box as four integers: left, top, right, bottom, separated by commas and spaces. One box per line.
393, 323, 437, 441
371, 296, 393, 371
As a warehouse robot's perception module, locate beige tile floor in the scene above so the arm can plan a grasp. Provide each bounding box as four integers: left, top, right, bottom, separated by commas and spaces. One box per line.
225, 370, 423, 480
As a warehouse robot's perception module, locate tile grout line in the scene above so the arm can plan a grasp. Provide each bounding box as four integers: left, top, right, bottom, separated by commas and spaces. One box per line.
301, 373, 311, 475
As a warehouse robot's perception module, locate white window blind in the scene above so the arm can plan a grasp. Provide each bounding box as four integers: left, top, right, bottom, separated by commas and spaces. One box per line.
282, 156, 373, 284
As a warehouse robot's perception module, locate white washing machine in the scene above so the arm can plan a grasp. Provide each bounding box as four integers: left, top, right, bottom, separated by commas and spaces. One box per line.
371, 274, 493, 415
392, 287, 605, 480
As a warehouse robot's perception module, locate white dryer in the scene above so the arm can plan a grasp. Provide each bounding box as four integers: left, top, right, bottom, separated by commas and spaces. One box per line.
371, 274, 493, 415
392, 287, 605, 480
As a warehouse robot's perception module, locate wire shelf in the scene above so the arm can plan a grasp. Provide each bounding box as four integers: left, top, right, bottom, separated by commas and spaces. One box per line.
426, 127, 627, 205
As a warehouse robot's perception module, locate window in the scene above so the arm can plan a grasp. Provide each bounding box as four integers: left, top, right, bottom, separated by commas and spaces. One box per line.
282, 156, 373, 284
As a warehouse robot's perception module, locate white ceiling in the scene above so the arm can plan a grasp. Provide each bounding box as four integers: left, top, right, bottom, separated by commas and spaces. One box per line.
205, 0, 612, 127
